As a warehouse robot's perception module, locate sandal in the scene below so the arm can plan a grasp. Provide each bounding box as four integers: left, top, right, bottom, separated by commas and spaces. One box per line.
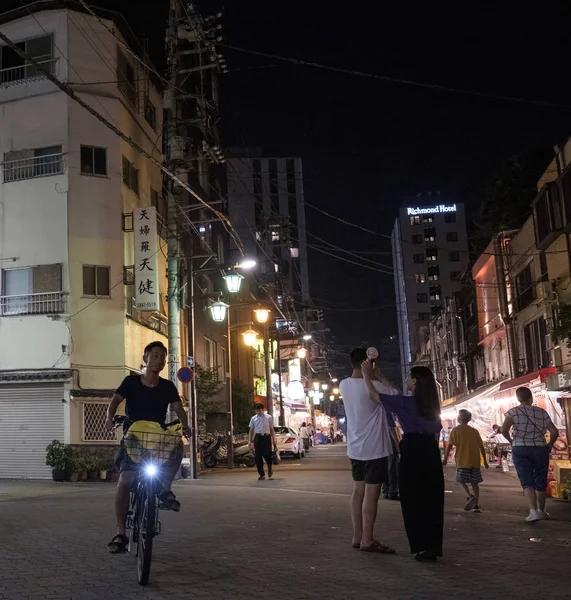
360, 540, 396, 554
107, 534, 129, 554
159, 490, 181, 512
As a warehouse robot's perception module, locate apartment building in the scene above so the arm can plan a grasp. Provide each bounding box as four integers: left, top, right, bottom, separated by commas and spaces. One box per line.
0, 3, 176, 477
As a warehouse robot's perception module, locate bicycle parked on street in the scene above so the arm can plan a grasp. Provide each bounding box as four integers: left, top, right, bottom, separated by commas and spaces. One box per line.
114, 415, 186, 586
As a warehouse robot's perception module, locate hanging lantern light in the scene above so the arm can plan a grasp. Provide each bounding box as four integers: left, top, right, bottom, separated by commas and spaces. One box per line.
223, 272, 244, 294
297, 348, 307, 359
209, 300, 229, 323
242, 328, 258, 346
254, 307, 271, 324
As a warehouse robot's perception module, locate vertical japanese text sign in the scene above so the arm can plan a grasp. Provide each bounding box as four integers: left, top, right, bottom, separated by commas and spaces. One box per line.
134, 206, 160, 311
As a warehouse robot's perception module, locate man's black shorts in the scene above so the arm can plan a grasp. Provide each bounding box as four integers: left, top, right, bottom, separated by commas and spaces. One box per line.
350, 457, 388, 485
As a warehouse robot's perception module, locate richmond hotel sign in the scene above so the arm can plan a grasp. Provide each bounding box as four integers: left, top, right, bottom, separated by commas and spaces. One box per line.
406, 204, 457, 216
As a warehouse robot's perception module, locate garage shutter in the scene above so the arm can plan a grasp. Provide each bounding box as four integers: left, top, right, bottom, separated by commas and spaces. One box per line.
0, 384, 65, 479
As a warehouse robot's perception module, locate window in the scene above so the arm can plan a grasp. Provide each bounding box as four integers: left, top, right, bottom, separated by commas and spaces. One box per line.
415, 273, 426, 284
431, 305, 442, 316
424, 227, 436, 242
448, 252, 460, 262
80, 146, 107, 176
409, 215, 421, 226
515, 264, 535, 311
122, 156, 139, 195
269, 159, 279, 194
204, 337, 218, 372
220, 347, 227, 383
523, 318, 548, 372
445, 213, 456, 223
426, 249, 438, 262
290, 247, 299, 258
417, 293, 428, 303
82, 265, 111, 297
446, 232, 459, 242
271, 226, 280, 243
428, 274, 440, 282
83, 403, 116, 442
117, 47, 136, 107
534, 182, 563, 248
417, 312, 430, 321
144, 96, 157, 130
3, 145, 63, 182
412, 234, 424, 244
286, 158, 296, 195
430, 286, 441, 301
423, 215, 434, 224
413, 254, 424, 264
0, 34, 54, 85
1, 264, 63, 315
450, 271, 461, 281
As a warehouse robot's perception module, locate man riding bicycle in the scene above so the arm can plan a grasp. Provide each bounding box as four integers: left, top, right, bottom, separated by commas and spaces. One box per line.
106, 341, 191, 554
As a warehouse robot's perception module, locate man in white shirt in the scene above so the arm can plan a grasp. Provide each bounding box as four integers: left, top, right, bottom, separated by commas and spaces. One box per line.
248, 403, 277, 480
339, 347, 400, 554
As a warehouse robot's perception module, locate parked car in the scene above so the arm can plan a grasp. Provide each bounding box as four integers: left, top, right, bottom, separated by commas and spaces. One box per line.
274, 426, 305, 459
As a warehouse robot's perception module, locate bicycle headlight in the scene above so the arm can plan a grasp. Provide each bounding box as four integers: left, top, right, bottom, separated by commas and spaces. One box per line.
145, 464, 158, 477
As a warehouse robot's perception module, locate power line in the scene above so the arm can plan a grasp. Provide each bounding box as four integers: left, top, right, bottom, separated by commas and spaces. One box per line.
222, 43, 571, 110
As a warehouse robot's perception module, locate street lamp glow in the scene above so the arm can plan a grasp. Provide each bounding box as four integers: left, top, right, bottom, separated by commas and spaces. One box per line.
242, 328, 258, 346
254, 308, 271, 324
236, 259, 257, 270
331, 378, 338, 383
302, 334, 312, 341
223, 272, 244, 294
313, 381, 320, 391
209, 300, 229, 323
297, 348, 307, 359
333, 387, 340, 395
321, 383, 328, 391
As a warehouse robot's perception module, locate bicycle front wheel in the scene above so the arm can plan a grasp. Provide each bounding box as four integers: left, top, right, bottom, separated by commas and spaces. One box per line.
137, 479, 156, 586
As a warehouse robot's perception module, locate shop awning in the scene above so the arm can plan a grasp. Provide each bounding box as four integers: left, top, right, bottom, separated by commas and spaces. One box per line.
498, 367, 557, 392
441, 379, 504, 410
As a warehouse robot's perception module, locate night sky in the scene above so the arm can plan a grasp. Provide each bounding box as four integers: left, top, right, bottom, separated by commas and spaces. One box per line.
11, 1, 571, 351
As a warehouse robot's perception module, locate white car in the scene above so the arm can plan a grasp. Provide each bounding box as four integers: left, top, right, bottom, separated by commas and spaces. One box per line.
275, 426, 305, 459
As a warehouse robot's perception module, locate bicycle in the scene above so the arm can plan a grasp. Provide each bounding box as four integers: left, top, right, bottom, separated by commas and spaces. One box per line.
114, 416, 185, 586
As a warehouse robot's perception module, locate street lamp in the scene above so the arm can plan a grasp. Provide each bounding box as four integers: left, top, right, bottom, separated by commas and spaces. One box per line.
236, 259, 257, 270
321, 383, 328, 391
242, 328, 258, 346
313, 382, 320, 391
297, 348, 307, 359
209, 300, 229, 323
333, 387, 340, 395
254, 307, 271, 324
223, 272, 244, 294
303, 334, 312, 341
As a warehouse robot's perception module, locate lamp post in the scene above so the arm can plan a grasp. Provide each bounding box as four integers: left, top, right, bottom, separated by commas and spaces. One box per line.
254, 308, 273, 419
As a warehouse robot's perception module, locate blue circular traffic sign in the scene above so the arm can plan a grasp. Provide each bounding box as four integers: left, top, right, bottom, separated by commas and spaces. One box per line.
177, 367, 194, 383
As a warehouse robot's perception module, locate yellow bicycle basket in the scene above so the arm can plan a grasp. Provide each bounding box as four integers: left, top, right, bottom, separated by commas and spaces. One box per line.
124, 420, 183, 464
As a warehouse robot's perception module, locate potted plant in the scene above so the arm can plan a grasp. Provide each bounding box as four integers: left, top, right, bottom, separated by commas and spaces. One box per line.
45, 440, 71, 482
98, 453, 114, 481
69, 450, 82, 483
85, 453, 99, 481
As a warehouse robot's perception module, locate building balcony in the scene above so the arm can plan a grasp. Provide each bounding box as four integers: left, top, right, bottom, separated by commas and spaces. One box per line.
2, 151, 64, 183
0, 291, 66, 316
126, 296, 168, 337
0, 58, 58, 89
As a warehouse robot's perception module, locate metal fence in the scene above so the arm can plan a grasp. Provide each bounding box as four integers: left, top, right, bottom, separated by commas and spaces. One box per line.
0, 291, 65, 316
2, 152, 64, 182
0, 58, 58, 87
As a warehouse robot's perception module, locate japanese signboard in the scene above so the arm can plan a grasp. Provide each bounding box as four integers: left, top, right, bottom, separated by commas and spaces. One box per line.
133, 206, 160, 312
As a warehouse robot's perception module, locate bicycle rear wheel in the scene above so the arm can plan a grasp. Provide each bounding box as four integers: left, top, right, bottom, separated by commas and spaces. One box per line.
137, 479, 156, 586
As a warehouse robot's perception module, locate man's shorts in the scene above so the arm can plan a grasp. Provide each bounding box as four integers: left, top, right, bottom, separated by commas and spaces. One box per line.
456, 468, 483, 484
351, 457, 388, 485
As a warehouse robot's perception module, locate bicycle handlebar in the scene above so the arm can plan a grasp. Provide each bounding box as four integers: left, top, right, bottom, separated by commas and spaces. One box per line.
113, 415, 191, 438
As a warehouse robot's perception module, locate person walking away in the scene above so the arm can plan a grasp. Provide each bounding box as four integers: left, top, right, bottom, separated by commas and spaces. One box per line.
443, 409, 488, 512
501, 387, 559, 522
490, 424, 510, 468
339, 348, 400, 555
362, 362, 443, 562
105, 341, 191, 554
300, 422, 311, 452
441, 427, 452, 459
329, 424, 336, 444
307, 422, 314, 447
248, 403, 278, 480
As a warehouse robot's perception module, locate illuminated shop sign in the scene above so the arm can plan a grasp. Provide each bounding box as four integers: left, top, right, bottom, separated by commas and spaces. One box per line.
406, 204, 457, 216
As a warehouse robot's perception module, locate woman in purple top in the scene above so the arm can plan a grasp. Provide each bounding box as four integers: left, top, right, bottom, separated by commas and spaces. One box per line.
362, 362, 443, 562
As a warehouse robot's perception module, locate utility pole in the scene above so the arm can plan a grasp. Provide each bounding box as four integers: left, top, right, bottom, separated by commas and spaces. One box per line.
264, 324, 273, 419
276, 326, 285, 426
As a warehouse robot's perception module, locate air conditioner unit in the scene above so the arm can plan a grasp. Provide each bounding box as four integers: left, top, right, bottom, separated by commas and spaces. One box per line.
537, 281, 554, 303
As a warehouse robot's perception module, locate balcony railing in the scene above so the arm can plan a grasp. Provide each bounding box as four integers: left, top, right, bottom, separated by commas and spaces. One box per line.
0, 58, 58, 88
126, 296, 167, 336
0, 291, 65, 316
2, 153, 64, 183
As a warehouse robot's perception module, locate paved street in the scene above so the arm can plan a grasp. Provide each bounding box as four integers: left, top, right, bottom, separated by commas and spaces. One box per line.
1, 444, 571, 599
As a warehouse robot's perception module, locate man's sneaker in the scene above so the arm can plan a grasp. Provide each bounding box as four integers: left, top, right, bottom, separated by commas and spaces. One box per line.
538, 510, 551, 520
268, 465, 273, 479
258, 475, 266, 481
464, 495, 476, 511
472, 504, 481, 513
526, 509, 541, 522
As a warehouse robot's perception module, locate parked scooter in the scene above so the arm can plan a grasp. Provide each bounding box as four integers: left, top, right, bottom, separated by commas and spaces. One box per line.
201, 436, 256, 469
